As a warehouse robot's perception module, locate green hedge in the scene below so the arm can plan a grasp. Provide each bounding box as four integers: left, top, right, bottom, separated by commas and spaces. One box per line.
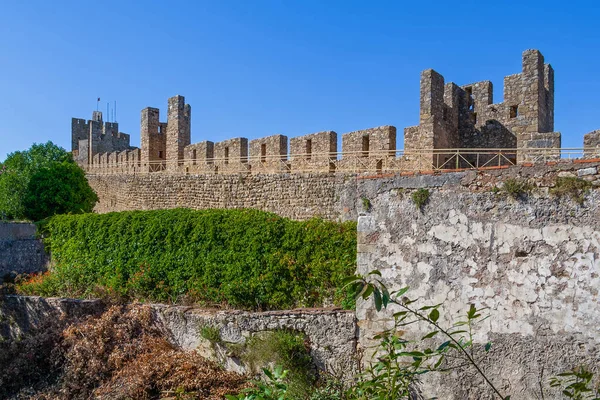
21, 209, 356, 310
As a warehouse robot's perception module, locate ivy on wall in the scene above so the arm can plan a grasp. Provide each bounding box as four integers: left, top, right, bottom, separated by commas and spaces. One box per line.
21, 209, 356, 310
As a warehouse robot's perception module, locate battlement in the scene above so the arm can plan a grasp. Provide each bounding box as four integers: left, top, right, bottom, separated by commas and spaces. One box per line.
71, 111, 136, 166
404, 49, 559, 167
75, 49, 600, 175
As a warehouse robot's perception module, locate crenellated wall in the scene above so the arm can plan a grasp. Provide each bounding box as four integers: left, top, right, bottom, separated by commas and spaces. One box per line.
404, 49, 561, 168
74, 49, 598, 176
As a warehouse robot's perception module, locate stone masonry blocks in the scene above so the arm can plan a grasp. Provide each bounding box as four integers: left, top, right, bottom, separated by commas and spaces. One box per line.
166, 95, 191, 170
290, 131, 337, 172
249, 134, 288, 161
141, 107, 164, 171
341, 126, 396, 157
214, 138, 249, 173
249, 134, 289, 173
584, 130, 600, 158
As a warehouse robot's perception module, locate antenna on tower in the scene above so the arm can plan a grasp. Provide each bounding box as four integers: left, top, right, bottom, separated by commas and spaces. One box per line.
106, 102, 109, 122
115, 101, 117, 122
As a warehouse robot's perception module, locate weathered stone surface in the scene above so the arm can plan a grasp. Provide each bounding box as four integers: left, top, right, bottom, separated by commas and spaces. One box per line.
356, 185, 600, 399
155, 306, 358, 377
0, 295, 104, 341
0, 223, 48, 282
583, 129, 600, 157
0, 296, 358, 378
577, 167, 597, 176
88, 160, 600, 223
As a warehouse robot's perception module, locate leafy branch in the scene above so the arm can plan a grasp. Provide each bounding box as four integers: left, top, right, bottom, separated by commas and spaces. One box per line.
343, 271, 509, 400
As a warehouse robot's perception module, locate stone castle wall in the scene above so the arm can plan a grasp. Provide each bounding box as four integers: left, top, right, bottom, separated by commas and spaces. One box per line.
404, 49, 560, 169
0, 223, 48, 282
355, 163, 600, 399
76, 49, 600, 176
88, 159, 600, 221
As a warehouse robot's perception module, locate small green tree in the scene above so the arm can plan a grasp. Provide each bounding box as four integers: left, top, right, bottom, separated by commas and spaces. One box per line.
22, 161, 98, 221
0, 142, 72, 220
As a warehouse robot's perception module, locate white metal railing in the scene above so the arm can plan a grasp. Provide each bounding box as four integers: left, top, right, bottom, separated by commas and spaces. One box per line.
84, 148, 600, 176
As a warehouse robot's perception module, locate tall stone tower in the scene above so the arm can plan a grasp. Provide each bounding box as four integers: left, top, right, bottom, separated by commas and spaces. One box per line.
166, 95, 191, 170
140, 107, 166, 171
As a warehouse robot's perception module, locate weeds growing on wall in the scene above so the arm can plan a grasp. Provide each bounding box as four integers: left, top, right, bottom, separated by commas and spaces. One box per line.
361, 197, 371, 212
500, 178, 534, 199
550, 176, 592, 204
411, 188, 430, 210
340, 271, 600, 400
200, 325, 222, 344
18, 209, 357, 310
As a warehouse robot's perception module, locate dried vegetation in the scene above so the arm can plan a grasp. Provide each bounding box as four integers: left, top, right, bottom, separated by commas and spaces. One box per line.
0, 304, 248, 399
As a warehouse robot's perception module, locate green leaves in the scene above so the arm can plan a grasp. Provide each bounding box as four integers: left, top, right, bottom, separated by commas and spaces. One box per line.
20, 210, 357, 310
428, 308, 440, 323
347, 270, 509, 400
549, 366, 600, 400
0, 141, 71, 220
23, 161, 98, 221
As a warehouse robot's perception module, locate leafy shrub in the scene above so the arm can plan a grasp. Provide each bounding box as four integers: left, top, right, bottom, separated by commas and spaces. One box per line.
549, 366, 600, 399
501, 178, 534, 199
550, 176, 592, 204
23, 161, 98, 221
226, 366, 290, 400
0, 141, 75, 220
18, 209, 357, 310
411, 188, 430, 209
244, 330, 312, 376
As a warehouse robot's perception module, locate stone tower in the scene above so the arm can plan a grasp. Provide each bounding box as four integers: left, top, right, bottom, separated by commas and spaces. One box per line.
403, 49, 560, 168
166, 95, 191, 170
140, 107, 166, 171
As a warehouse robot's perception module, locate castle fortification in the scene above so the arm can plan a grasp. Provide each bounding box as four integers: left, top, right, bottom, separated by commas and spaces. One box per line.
73, 49, 600, 176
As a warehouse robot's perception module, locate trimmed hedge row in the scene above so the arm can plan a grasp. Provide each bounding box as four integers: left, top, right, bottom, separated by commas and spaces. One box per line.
20, 209, 357, 310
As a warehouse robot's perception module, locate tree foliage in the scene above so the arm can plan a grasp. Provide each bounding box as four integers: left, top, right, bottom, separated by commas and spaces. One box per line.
23, 161, 98, 221
0, 141, 96, 221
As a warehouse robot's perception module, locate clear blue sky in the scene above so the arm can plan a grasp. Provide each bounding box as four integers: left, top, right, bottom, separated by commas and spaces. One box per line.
1, 0, 599, 161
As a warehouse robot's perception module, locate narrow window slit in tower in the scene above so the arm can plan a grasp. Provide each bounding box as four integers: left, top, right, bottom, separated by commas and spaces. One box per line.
224, 147, 229, 165
260, 143, 267, 163
465, 86, 474, 111
306, 139, 312, 160
362, 135, 369, 158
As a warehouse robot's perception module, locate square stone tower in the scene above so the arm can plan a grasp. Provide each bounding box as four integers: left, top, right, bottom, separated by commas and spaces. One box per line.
166, 95, 191, 170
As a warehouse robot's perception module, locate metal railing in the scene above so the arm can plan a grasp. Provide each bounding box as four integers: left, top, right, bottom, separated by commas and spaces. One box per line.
84, 148, 600, 176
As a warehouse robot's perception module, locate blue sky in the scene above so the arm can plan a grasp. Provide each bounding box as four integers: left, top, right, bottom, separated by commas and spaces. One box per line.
1, 0, 599, 160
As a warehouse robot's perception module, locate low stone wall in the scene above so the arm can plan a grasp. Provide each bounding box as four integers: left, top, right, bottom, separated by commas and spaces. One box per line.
0, 296, 358, 378
0, 295, 104, 341
0, 223, 48, 282
356, 172, 600, 399
87, 160, 600, 223
156, 306, 358, 377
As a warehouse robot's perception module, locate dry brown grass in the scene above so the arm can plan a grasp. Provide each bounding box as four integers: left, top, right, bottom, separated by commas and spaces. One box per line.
0, 304, 249, 399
